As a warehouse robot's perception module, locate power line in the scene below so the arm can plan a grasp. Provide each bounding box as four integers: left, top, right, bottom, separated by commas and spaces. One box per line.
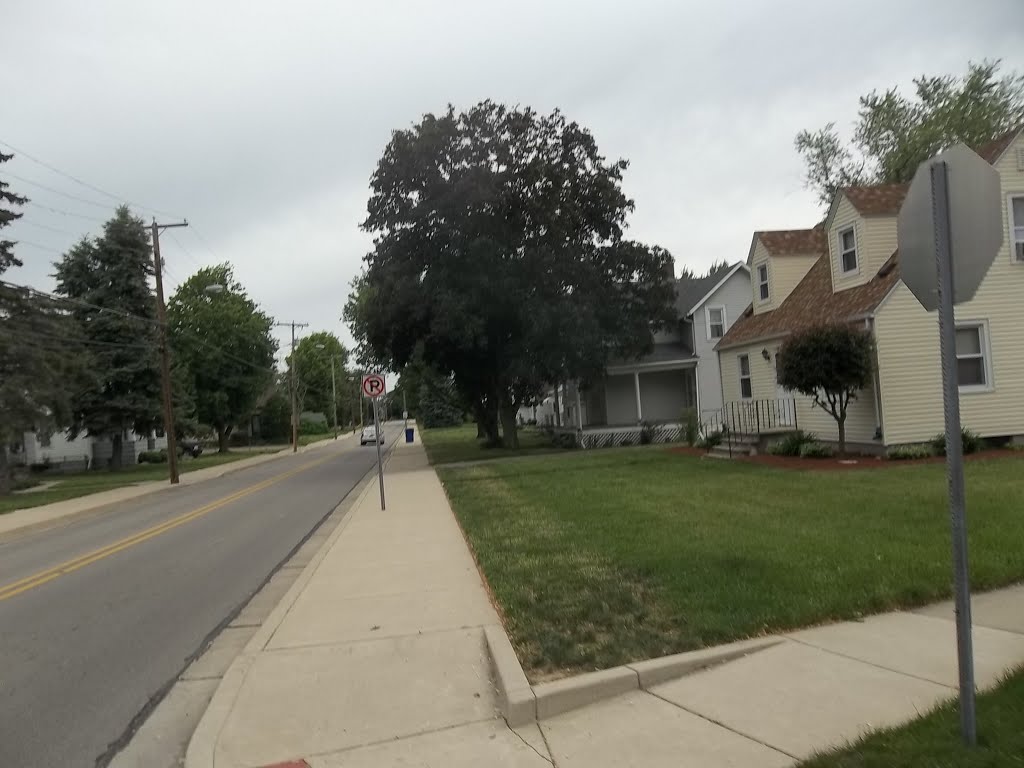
25, 201, 107, 223
165, 229, 205, 271
13, 239, 63, 254
15, 218, 78, 236
0, 137, 181, 218
3, 172, 119, 212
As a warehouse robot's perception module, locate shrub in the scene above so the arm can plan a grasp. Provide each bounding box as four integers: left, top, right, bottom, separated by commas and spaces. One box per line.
887, 444, 933, 460
138, 450, 168, 464
931, 427, 982, 456
769, 430, 816, 457
682, 408, 700, 446
697, 430, 723, 450
799, 441, 834, 459
299, 418, 330, 435
639, 422, 655, 445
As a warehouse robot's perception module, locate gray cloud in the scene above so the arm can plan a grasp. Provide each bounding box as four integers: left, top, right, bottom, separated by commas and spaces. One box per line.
4, 0, 1021, 355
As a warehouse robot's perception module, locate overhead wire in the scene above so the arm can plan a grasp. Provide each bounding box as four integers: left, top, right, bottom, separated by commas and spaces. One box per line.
0, 137, 181, 218
3, 172, 122, 211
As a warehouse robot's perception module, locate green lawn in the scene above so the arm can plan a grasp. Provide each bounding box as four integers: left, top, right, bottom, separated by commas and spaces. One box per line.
801, 666, 1024, 767
439, 449, 1024, 681
420, 423, 569, 465
1, 450, 277, 515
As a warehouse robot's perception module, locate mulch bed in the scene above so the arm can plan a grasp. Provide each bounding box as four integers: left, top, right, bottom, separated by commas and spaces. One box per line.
668, 446, 1022, 471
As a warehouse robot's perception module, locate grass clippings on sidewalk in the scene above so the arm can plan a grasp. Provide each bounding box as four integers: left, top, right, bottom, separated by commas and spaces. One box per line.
801, 666, 1024, 767
439, 449, 1024, 681
420, 423, 568, 465
1, 450, 276, 515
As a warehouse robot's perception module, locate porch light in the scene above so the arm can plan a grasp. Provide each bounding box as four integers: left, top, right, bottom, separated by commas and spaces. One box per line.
761, 348, 771, 361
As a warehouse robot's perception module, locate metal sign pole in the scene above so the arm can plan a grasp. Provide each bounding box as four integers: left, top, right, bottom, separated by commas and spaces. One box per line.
373, 396, 385, 511
933, 160, 977, 745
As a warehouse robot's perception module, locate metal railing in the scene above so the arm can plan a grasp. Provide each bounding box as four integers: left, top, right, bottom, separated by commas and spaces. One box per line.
703, 398, 798, 458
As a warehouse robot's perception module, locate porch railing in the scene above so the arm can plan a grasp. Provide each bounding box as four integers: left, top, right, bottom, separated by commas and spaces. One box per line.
703, 398, 798, 458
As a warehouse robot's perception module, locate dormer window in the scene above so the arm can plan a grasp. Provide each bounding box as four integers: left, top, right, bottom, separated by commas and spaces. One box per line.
839, 227, 858, 274
757, 263, 769, 302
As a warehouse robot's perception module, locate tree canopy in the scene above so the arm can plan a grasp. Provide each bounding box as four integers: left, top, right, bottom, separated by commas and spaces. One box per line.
796, 60, 1024, 206
290, 331, 350, 429
346, 101, 676, 446
168, 264, 277, 452
53, 207, 163, 469
777, 324, 874, 456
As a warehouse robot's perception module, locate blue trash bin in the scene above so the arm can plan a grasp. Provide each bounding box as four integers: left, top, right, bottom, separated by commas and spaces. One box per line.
405, 427, 414, 443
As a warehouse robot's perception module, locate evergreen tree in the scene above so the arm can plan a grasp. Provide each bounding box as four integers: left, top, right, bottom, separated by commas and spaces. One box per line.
54, 207, 163, 469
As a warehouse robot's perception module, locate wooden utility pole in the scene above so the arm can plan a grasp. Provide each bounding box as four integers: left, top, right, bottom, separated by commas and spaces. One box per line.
276, 320, 309, 452
151, 219, 188, 484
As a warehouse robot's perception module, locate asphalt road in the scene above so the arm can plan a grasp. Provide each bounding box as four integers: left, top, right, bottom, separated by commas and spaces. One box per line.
0, 428, 398, 768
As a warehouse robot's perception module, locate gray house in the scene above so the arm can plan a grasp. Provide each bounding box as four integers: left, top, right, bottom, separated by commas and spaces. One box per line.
560, 263, 751, 445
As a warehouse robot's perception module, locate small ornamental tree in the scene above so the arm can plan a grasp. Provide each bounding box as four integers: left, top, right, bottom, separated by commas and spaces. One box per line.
777, 325, 874, 456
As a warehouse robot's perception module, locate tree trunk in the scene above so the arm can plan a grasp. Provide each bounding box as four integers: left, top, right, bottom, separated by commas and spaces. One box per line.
500, 402, 519, 449
837, 418, 846, 458
110, 432, 123, 471
475, 398, 500, 446
0, 443, 11, 496
217, 425, 231, 453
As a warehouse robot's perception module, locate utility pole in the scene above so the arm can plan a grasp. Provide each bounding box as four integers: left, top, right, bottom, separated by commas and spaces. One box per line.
151, 218, 188, 485
330, 356, 338, 440
276, 320, 309, 452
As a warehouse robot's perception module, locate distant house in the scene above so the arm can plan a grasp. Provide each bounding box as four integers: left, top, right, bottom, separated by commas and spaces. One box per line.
716, 128, 1024, 453
557, 263, 751, 445
17, 428, 168, 469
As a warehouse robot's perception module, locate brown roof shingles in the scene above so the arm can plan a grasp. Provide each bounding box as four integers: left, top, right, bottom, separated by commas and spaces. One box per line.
975, 127, 1021, 164
717, 250, 900, 350
843, 184, 908, 215
757, 228, 825, 256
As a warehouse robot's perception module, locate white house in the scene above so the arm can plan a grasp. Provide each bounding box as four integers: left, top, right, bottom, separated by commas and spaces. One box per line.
19, 428, 168, 469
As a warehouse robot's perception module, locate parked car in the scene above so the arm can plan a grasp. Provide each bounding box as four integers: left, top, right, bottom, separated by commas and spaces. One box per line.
178, 438, 203, 458
360, 425, 384, 446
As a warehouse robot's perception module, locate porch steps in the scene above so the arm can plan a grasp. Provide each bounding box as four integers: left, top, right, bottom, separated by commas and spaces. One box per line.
706, 432, 759, 460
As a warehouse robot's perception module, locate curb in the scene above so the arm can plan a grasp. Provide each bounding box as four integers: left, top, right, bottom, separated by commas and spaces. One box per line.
184, 444, 396, 768
484, 630, 781, 726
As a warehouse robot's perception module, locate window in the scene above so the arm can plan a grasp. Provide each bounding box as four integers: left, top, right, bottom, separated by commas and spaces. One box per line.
1010, 196, 1024, 262
838, 226, 858, 274
955, 323, 991, 390
738, 354, 752, 399
757, 264, 769, 302
707, 306, 726, 340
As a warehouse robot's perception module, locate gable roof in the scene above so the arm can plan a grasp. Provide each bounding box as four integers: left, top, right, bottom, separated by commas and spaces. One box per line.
676, 262, 749, 316
756, 228, 825, 257
717, 249, 901, 351
843, 184, 909, 216
975, 127, 1022, 164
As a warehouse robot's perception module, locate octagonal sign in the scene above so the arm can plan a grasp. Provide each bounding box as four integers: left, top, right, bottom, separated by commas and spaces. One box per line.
897, 144, 1003, 312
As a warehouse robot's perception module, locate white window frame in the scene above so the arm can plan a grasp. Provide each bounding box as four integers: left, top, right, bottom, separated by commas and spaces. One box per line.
838, 225, 859, 275
738, 354, 753, 400
955, 320, 994, 394
756, 263, 770, 303
705, 305, 726, 341
1007, 194, 1024, 263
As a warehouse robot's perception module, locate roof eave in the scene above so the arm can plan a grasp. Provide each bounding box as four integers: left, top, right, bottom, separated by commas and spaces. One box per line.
684, 262, 750, 316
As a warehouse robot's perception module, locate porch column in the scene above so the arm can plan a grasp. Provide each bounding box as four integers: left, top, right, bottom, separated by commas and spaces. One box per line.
575, 382, 584, 428
633, 371, 643, 423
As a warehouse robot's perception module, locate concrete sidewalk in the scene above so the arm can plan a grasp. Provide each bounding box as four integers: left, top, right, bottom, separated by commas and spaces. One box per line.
0, 434, 352, 539
185, 435, 1024, 768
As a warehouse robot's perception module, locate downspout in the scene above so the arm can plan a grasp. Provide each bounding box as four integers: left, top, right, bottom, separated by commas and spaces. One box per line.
865, 318, 883, 441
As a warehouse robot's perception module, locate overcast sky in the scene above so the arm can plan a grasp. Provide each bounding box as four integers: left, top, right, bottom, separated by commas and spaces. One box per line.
3, 0, 1021, 359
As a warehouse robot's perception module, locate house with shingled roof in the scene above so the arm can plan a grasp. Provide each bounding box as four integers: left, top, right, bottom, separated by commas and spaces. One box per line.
554, 263, 750, 446
715, 127, 1024, 453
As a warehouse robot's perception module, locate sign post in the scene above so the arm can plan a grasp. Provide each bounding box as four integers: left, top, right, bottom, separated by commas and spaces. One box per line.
362, 374, 387, 510
898, 144, 1003, 746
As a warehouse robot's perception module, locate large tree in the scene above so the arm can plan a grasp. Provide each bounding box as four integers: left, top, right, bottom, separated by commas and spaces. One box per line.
796, 60, 1024, 206
54, 207, 163, 469
347, 101, 676, 447
0, 154, 86, 491
168, 264, 277, 452
290, 331, 350, 431
777, 324, 874, 457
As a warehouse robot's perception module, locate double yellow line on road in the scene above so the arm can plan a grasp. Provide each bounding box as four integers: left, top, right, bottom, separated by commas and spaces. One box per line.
0, 453, 336, 603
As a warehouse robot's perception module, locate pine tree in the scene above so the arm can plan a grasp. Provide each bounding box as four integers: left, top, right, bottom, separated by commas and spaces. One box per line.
54, 207, 163, 469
